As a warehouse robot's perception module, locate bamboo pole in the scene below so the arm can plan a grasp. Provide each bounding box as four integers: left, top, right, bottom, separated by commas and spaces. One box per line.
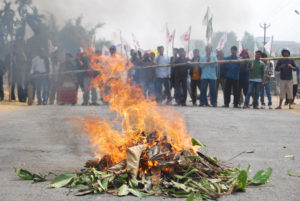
29, 56, 300, 78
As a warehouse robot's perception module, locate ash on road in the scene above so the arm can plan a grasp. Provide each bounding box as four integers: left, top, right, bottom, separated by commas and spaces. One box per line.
0, 104, 299, 201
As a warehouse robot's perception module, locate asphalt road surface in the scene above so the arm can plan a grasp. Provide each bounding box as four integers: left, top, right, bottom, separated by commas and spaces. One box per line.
0, 103, 299, 201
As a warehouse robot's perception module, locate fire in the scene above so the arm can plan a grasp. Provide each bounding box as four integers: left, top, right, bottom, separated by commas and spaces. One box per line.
83, 52, 192, 166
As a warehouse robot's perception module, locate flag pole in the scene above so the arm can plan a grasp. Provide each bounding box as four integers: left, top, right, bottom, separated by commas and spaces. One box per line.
119, 30, 124, 54
187, 26, 191, 57
172, 30, 176, 51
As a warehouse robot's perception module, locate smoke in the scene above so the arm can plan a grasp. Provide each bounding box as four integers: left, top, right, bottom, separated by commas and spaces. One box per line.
33, 0, 254, 49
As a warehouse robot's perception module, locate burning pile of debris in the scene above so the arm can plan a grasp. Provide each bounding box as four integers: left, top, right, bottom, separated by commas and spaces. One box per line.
42, 136, 271, 200
15, 53, 272, 200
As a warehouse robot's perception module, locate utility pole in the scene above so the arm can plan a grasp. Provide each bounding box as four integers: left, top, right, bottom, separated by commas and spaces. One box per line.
259, 23, 271, 53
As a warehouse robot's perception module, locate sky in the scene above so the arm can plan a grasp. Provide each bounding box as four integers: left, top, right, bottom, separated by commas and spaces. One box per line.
33, 0, 300, 49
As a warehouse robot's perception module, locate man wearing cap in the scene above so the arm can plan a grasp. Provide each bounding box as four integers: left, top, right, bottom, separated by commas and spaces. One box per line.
275, 48, 297, 109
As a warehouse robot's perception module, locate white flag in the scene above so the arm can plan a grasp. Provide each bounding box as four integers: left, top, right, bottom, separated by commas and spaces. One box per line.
168, 30, 176, 44
132, 33, 141, 50
24, 24, 34, 41
180, 26, 191, 42
102, 45, 110, 57
238, 41, 243, 55
264, 36, 273, 55
202, 7, 211, 26
253, 42, 258, 58
121, 37, 131, 52
188, 50, 193, 59
216, 33, 227, 51
48, 40, 58, 54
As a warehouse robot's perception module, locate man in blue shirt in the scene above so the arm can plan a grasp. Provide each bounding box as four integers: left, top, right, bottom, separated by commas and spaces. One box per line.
155, 46, 171, 104
224, 46, 241, 108
199, 46, 218, 107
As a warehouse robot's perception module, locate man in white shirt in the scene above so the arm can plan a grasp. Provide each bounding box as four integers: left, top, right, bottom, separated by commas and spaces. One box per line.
31, 48, 50, 105
154, 46, 171, 104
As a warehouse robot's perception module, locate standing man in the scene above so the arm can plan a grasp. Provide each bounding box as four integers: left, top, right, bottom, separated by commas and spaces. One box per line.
0, 59, 5, 101
137, 53, 156, 98
224, 46, 241, 108
199, 46, 218, 107
190, 49, 201, 106
276, 48, 297, 109
216, 50, 226, 105
243, 51, 265, 109
49, 50, 61, 105
74, 50, 89, 105
173, 48, 189, 106
260, 53, 273, 109
30, 48, 50, 105
238, 49, 250, 106
170, 48, 179, 95
155, 46, 171, 104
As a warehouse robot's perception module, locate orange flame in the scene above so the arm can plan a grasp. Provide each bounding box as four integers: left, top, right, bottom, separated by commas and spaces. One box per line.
83, 53, 192, 165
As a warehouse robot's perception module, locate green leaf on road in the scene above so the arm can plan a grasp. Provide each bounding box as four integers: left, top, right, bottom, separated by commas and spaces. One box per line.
14, 168, 33, 180
195, 191, 202, 201
236, 170, 248, 191
186, 192, 194, 201
191, 138, 206, 148
118, 184, 129, 196
50, 173, 77, 188
288, 170, 300, 177
128, 188, 149, 198
252, 168, 272, 184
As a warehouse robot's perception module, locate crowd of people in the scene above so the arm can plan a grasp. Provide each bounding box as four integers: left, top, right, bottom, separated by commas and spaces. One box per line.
0, 44, 299, 110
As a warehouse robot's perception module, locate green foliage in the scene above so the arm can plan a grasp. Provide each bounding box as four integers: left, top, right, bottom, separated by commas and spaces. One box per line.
50, 173, 77, 188
251, 168, 273, 184
14, 168, 46, 182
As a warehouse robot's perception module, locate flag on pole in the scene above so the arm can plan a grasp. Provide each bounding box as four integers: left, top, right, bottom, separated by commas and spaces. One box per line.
216, 33, 227, 51
102, 45, 110, 57
238, 41, 243, 55
188, 50, 193, 59
121, 37, 131, 52
132, 33, 141, 50
181, 26, 192, 42
253, 42, 258, 58
271, 46, 276, 57
168, 29, 176, 44
202, 7, 211, 26
24, 24, 34, 41
91, 35, 96, 52
165, 23, 170, 40
264, 36, 273, 55
206, 17, 213, 42
48, 40, 58, 54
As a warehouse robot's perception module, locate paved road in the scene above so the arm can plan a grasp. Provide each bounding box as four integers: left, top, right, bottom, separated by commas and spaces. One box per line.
0, 104, 299, 201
